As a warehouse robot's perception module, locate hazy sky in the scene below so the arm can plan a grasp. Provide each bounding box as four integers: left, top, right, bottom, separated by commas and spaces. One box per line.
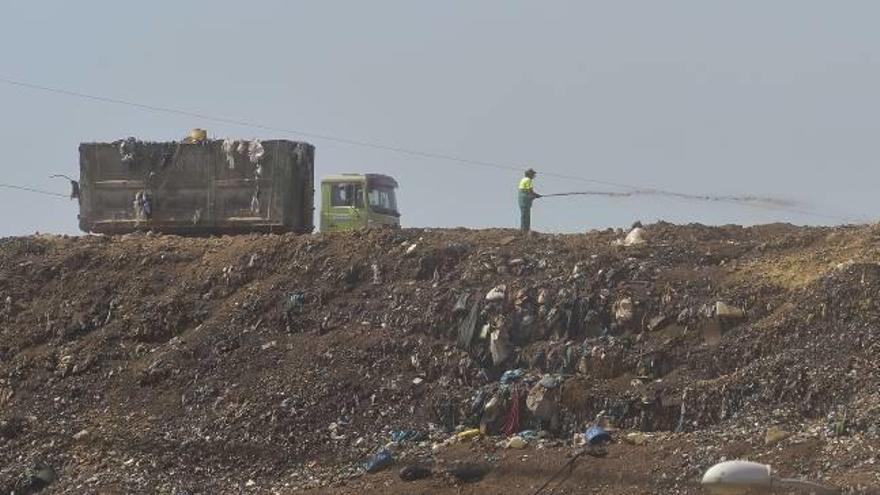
2, 1, 878, 236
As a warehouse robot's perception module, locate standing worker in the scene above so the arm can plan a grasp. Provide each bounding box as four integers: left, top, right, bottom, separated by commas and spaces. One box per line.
518, 168, 541, 232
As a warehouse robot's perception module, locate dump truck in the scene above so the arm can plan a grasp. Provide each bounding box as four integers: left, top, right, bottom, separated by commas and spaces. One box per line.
319, 173, 400, 232
77, 134, 400, 234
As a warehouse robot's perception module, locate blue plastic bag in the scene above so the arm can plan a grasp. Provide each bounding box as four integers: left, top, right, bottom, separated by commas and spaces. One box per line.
585, 425, 611, 445
500, 368, 525, 385
364, 449, 393, 473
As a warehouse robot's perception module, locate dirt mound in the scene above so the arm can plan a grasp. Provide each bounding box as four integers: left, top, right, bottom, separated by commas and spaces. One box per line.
1, 224, 879, 493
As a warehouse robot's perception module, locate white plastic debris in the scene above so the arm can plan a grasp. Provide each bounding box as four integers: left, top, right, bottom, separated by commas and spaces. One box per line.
623, 227, 647, 246
248, 139, 265, 164
221, 139, 236, 168
614, 297, 634, 324
485, 285, 506, 302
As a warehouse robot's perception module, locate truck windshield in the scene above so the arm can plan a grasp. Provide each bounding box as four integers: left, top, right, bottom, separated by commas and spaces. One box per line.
367, 184, 398, 216
330, 183, 364, 207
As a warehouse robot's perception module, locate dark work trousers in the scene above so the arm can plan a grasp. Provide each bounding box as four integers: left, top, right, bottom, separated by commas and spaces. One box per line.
518, 191, 534, 232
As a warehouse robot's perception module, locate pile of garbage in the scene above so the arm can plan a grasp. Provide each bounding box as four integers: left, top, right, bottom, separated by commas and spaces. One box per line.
1, 223, 879, 493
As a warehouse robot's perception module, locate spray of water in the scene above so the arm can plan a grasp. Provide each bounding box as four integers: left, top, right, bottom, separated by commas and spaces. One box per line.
541, 189, 798, 208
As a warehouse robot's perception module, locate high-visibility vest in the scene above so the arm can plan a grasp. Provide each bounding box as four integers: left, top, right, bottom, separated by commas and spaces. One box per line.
519, 177, 533, 190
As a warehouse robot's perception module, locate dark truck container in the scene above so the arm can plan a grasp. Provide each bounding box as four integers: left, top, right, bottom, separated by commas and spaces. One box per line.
78, 138, 314, 235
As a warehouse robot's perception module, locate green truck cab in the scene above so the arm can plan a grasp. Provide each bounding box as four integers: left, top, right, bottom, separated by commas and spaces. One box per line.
319, 173, 400, 232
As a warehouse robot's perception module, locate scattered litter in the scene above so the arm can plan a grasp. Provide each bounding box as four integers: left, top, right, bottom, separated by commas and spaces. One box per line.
0, 224, 875, 492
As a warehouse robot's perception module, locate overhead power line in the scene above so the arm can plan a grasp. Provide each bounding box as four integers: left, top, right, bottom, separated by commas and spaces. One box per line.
0, 183, 68, 198
0, 76, 861, 223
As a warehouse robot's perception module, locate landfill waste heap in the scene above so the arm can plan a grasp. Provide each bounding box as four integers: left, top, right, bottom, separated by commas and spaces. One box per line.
1, 223, 879, 494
